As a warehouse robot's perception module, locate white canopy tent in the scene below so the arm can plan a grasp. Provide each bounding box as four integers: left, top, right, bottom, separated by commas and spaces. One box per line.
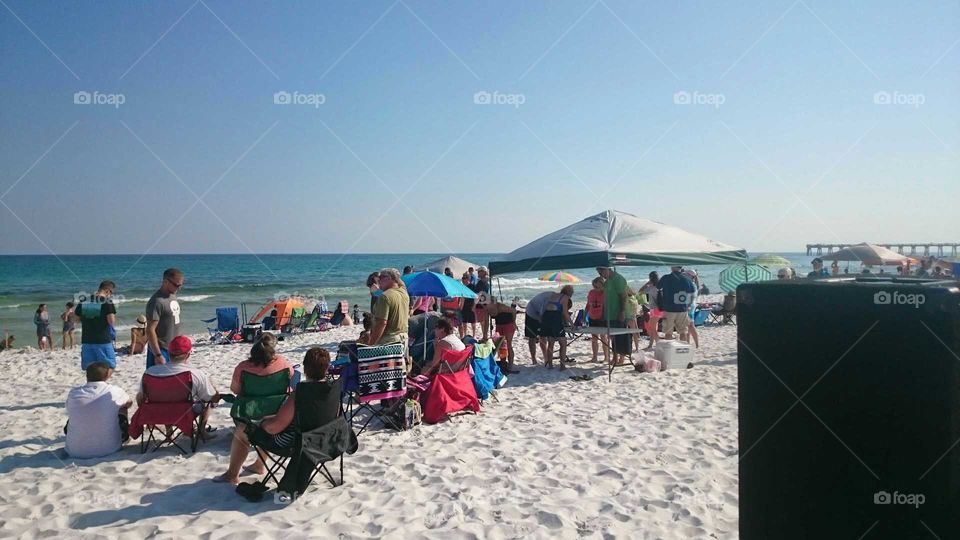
489, 210, 746, 275
415, 255, 482, 278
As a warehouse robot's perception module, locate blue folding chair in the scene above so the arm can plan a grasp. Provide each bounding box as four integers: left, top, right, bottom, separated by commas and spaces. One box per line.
202, 307, 240, 344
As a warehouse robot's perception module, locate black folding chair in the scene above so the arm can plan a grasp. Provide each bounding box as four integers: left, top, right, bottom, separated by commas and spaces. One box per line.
251, 378, 358, 496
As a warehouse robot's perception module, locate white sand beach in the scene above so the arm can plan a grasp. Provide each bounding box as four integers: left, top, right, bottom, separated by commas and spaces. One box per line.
0, 301, 738, 539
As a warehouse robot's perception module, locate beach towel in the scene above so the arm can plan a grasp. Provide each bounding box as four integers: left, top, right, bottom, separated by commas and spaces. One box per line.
471, 346, 506, 400
356, 342, 406, 402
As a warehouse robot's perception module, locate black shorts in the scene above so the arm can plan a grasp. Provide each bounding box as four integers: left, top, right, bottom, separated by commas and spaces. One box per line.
540, 310, 565, 338
609, 320, 631, 354
525, 316, 541, 339
460, 309, 477, 323
589, 318, 607, 328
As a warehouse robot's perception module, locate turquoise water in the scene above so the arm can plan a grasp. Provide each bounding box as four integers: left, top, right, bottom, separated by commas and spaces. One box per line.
0, 253, 817, 346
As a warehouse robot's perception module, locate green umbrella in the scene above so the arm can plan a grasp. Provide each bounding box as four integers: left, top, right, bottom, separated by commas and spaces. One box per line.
749, 254, 792, 267
719, 263, 775, 293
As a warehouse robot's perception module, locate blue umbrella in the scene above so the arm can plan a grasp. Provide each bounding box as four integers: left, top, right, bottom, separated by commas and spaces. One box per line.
402, 271, 477, 298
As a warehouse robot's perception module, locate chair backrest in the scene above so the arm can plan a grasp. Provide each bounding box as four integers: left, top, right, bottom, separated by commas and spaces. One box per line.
439, 345, 474, 374
232, 369, 290, 421
354, 342, 407, 402
294, 378, 343, 432
572, 309, 585, 327
143, 372, 192, 403
723, 294, 737, 312
339, 300, 349, 313
241, 369, 290, 397
216, 307, 240, 332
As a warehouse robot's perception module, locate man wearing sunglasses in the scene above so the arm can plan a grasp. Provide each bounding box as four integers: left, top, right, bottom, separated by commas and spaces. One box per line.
145, 267, 184, 367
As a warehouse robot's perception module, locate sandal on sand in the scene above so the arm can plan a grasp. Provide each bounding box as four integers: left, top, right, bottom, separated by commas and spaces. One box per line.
236, 481, 268, 502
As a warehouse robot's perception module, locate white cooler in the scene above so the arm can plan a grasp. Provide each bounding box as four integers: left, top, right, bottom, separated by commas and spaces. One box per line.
654, 340, 694, 370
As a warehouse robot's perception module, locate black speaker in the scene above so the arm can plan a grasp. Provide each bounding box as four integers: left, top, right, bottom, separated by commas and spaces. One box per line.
738, 277, 960, 539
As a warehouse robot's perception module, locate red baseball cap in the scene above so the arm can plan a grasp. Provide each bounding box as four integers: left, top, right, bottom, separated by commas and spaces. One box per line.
168, 335, 192, 356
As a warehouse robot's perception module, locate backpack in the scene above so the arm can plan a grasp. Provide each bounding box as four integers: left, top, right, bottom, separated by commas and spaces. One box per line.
401, 398, 422, 430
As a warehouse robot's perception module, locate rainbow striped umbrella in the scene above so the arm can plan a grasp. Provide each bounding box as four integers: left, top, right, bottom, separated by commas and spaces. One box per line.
539, 271, 581, 283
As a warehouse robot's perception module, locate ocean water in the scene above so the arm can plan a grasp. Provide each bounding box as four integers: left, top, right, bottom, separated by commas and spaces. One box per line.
0, 253, 818, 346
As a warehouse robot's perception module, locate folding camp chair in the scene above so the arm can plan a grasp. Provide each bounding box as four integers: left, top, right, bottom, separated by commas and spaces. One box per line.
565, 309, 588, 342
710, 294, 737, 325
422, 346, 481, 424
469, 343, 505, 403
341, 341, 408, 434
229, 370, 291, 424
129, 372, 203, 454
281, 307, 308, 334
202, 307, 240, 344
251, 378, 358, 497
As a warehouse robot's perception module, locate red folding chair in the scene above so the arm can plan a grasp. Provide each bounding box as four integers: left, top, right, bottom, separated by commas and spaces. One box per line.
129, 372, 201, 454
422, 346, 480, 424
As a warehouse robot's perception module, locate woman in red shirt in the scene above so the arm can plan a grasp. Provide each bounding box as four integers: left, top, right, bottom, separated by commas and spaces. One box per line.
586, 277, 608, 364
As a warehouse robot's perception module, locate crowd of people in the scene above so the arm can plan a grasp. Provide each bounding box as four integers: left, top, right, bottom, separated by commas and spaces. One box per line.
51, 257, 959, 468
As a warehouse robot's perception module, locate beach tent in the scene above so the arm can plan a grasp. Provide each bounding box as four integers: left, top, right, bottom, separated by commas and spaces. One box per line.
249, 297, 305, 328
416, 256, 482, 278
818, 243, 913, 266
488, 210, 746, 275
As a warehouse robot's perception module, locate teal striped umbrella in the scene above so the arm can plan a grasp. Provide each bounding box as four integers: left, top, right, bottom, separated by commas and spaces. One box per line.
719, 263, 774, 293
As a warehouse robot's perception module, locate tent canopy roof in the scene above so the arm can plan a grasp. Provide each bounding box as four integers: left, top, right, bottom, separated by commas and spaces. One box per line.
415, 255, 481, 278
818, 243, 914, 265
489, 210, 745, 275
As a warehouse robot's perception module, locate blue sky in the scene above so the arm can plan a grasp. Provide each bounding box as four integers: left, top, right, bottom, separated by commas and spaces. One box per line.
1, 0, 957, 255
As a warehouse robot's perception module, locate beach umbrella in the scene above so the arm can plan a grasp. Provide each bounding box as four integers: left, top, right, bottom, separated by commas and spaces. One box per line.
719, 264, 774, 293
402, 271, 477, 357
818, 243, 912, 266
401, 271, 477, 299
750, 254, 792, 267
538, 271, 581, 283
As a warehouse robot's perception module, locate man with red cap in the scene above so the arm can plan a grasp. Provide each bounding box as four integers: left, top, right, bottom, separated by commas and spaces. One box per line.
137, 336, 219, 439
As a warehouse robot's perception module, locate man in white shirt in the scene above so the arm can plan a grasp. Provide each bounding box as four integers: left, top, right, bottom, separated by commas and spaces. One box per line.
137, 336, 218, 439
65, 362, 133, 459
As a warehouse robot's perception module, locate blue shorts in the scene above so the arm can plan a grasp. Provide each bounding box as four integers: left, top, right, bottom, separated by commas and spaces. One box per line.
146, 348, 170, 368
80, 343, 117, 370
